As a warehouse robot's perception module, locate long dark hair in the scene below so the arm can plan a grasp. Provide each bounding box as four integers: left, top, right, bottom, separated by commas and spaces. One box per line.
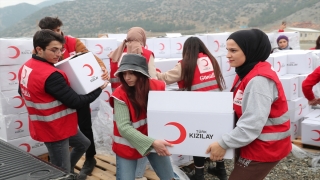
316, 35, 320, 49
181, 37, 225, 91
119, 71, 150, 118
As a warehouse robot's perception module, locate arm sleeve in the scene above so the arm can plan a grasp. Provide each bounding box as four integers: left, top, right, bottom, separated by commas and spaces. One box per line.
114, 99, 155, 156
302, 67, 320, 100
75, 39, 106, 69
45, 72, 102, 109
218, 76, 278, 149
156, 63, 182, 85
148, 55, 157, 79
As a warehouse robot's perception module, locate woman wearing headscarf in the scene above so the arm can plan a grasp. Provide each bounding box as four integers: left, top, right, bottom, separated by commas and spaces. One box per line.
206, 29, 291, 180
271, 35, 293, 53
108, 27, 156, 180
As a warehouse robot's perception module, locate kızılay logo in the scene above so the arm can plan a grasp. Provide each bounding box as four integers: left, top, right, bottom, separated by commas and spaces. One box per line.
164, 122, 186, 144
8, 72, 17, 81
83, 64, 94, 76
8, 46, 20, 59
214, 40, 220, 52
298, 104, 303, 115
104, 90, 111, 102
177, 43, 183, 50
159, 43, 165, 50
293, 83, 297, 92
13, 96, 25, 108
19, 143, 31, 152
311, 130, 320, 141
95, 44, 103, 55
15, 120, 23, 129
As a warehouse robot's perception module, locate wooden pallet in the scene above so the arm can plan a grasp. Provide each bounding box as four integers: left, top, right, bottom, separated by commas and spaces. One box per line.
74, 155, 160, 180
292, 137, 320, 153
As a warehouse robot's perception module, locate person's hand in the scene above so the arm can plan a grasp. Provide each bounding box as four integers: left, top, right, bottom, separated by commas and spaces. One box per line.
206, 142, 226, 161
100, 81, 109, 90
308, 98, 319, 106
101, 67, 110, 81
152, 139, 173, 156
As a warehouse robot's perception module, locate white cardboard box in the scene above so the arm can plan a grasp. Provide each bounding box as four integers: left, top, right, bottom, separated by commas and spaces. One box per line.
0, 65, 20, 91
279, 75, 299, 101
219, 56, 235, 77
287, 97, 309, 122
0, 38, 33, 65
1, 135, 48, 156
79, 38, 118, 59
266, 53, 287, 76
301, 119, 320, 147
283, 50, 313, 74
206, 33, 230, 57
147, 91, 234, 159
153, 38, 171, 58
0, 90, 27, 115
55, 52, 105, 94
0, 112, 29, 141
290, 120, 300, 140
304, 109, 320, 119
169, 36, 188, 58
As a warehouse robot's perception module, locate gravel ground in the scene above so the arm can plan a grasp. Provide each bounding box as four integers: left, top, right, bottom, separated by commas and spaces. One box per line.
182, 153, 320, 180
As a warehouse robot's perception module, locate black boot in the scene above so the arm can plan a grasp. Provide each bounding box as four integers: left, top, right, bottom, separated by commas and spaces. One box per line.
207, 161, 227, 180
189, 167, 205, 180
79, 157, 96, 176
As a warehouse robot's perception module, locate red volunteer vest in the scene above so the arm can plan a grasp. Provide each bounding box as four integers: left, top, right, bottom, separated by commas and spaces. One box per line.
177, 53, 219, 91
232, 62, 291, 162
110, 47, 153, 92
18, 58, 78, 142
63, 36, 77, 59
110, 79, 165, 159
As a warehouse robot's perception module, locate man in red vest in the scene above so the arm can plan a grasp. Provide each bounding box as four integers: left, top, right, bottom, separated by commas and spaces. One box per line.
38, 16, 109, 178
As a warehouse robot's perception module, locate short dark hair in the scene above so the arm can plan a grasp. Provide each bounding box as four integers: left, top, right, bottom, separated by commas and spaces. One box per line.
38, 16, 63, 30
33, 29, 65, 53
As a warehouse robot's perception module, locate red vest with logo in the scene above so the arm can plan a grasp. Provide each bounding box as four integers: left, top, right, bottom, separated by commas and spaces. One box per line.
232, 62, 291, 162
110, 47, 153, 92
18, 58, 78, 142
177, 53, 219, 91
63, 36, 77, 59
110, 79, 165, 159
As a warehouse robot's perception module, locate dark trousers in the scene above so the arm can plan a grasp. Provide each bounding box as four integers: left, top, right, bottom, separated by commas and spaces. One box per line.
193, 156, 206, 167
77, 104, 96, 158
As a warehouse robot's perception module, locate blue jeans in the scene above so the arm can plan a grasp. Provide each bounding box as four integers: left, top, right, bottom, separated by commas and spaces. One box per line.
116, 153, 174, 180
135, 157, 148, 178
44, 129, 91, 173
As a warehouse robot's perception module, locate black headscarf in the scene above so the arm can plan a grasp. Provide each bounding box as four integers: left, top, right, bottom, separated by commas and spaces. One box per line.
227, 29, 271, 79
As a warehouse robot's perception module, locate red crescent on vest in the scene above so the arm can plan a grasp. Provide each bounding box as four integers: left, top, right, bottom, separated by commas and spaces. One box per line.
277, 62, 281, 72
13, 96, 25, 108
8, 46, 20, 59
201, 59, 209, 66
8, 72, 17, 81
298, 104, 303, 115
104, 90, 111, 102
311, 130, 320, 141
19, 143, 31, 152
95, 44, 103, 55
309, 58, 312, 65
164, 122, 187, 144
227, 61, 231, 71
177, 43, 182, 50
22, 69, 27, 79
294, 124, 297, 133
15, 120, 23, 129
156, 68, 161, 73
214, 40, 219, 52
160, 43, 165, 50
293, 83, 296, 91
83, 64, 94, 76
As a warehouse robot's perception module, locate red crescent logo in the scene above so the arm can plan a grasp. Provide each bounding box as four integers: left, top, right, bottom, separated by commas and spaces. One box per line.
298, 104, 303, 115
15, 120, 23, 129
311, 130, 320, 141
19, 143, 31, 152
104, 90, 111, 102
277, 62, 281, 72
201, 59, 209, 67
159, 43, 165, 50
83, 64, 94, 76
8, 72, 17, 81
8, 46, 20, 59
95, 44, 103, 55
177, 43, 182, 50
293, 83, 296, 91
156, 68, 161, 73
214, 40, 219, 52
22, 69, 27, 79
294, 124, 297, 133
227, 61, 231, 71
13, 96, 25, 108
164, 122, 187, 144
309, 58, 312, 65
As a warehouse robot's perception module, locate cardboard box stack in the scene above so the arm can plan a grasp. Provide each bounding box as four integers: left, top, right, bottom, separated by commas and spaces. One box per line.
0, 38, 47, 156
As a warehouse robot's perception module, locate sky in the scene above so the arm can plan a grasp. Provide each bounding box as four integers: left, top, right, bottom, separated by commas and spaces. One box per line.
0, 0, 46, 8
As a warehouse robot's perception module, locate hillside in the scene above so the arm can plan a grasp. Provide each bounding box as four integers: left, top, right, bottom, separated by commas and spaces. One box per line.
0, 0, 319, 37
